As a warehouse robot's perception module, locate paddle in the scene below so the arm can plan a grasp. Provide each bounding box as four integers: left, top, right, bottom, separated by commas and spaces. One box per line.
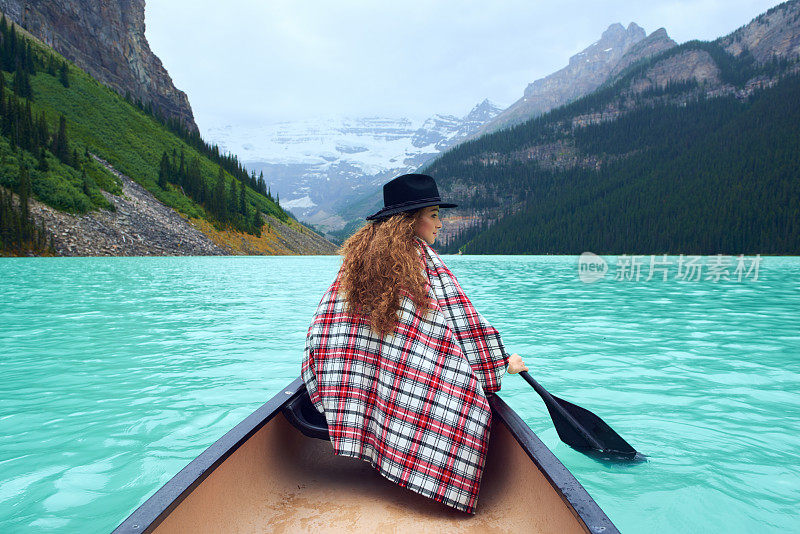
519, 370, 638, 459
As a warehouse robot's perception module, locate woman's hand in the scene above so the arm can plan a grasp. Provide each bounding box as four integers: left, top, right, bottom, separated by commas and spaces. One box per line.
507, 353, 529, 374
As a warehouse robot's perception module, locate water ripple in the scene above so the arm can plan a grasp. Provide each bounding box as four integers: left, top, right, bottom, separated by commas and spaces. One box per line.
0, 255, 798, 533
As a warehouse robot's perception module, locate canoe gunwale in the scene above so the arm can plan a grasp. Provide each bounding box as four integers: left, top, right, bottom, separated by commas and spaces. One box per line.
113, 379, 619, 533
488, 394, 620, 534
112, 377, 306, 534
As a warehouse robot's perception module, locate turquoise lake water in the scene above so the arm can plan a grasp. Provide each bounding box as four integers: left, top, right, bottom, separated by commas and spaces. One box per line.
1, 255, 798, 533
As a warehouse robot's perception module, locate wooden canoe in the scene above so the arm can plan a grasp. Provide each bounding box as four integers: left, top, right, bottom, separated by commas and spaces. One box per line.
113, 378, 619, 533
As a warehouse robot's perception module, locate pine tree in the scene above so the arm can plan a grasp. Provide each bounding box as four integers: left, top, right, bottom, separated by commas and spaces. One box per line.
227, 177, 237, 217
37, 147, 48, 172
158, 152, 170, 189
251, 209, 262, 236
178, 150, 186, 184
238, 180, 246, 214
8, 25, 17, 71
24, 42, 34, 75
257, 172, 266, 196
213, 166, 226, 220
51, 114, 69, 163
46, 53, 56, 76
13, 66, 31, 99
81, 167, 90, 196
187, 158, 201, 198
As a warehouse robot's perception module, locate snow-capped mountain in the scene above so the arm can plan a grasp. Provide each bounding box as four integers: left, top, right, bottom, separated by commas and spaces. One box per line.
203, 100, 502, 232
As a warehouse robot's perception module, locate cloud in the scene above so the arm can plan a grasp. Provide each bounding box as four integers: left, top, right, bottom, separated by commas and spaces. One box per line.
144, 0, 783, 131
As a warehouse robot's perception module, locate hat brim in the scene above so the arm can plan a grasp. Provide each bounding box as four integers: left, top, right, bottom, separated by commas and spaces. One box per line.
366, 200, 458, 221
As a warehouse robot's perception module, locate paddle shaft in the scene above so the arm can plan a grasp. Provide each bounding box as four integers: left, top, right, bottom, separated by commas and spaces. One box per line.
519, 370, 605, 450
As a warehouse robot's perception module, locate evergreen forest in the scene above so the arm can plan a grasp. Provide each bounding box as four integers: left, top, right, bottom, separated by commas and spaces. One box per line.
426, 38, 800, 255
0, 15, 290, 254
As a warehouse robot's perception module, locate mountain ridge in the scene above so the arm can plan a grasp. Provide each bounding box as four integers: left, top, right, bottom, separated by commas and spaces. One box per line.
0, 10, 337, 256
472, 22, 675, 137
422, 0, 800, 254
314, 21, 678, 241
208, 99, 504, 236
211, 21, 676, 239
0, 0, 198, 132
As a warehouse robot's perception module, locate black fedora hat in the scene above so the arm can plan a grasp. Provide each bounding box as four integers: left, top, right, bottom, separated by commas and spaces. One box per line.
366, 173, 457, 221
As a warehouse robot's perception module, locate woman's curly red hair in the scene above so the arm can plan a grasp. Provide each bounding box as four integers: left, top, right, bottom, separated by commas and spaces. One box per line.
337, 209, 432, 338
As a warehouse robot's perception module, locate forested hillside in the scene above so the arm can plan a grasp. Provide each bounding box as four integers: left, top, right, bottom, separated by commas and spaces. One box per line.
424, 1, 800, 255
0, 14, 318, 256
435, 74, 799, 254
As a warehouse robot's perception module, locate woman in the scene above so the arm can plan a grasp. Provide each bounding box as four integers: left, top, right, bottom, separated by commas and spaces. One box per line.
301, 173, 528, 514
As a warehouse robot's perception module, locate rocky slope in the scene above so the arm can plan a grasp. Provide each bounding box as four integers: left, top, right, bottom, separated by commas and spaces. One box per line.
607, 28, 678, 79
258, 215, 339, 255
29, 156, 225, 256
0, 0, 197, 131
26, 156, 337, 256
475, 23, 676, 136
720, 1, 800, 61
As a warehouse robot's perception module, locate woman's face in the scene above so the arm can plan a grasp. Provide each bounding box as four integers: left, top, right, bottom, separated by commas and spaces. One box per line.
414, 206, 442, 245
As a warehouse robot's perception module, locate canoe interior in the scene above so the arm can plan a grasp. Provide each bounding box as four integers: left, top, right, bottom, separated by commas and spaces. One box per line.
113, 379, 617, 533
149, 409, 591, 533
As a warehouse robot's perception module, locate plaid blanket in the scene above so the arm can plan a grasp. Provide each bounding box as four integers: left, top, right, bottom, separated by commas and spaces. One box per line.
301, 236, 509, 513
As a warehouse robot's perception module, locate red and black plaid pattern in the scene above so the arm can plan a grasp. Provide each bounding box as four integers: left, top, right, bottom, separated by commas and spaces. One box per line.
301, 236, 509, 513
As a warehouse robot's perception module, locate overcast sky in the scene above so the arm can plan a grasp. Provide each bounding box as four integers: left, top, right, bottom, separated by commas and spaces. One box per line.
144, 0, 783, 132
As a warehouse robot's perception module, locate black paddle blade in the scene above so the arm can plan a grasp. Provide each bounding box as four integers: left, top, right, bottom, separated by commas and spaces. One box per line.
520, 371, 638, 458
549, 393, 637, 457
